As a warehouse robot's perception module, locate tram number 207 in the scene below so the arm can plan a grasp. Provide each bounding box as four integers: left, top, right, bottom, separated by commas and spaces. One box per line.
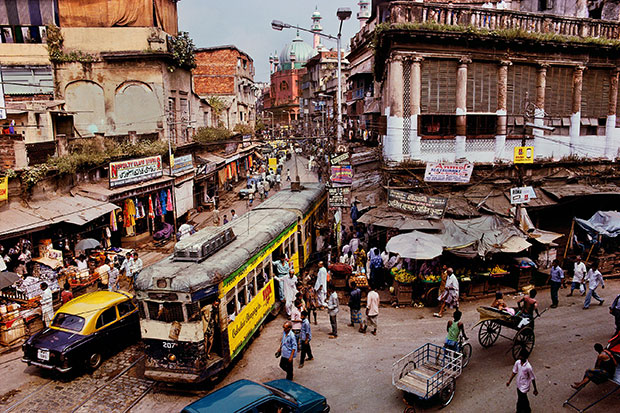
163, 342, 177, 349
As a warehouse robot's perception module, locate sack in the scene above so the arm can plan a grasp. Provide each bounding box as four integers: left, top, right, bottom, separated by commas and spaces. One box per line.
579, 283, 585, 294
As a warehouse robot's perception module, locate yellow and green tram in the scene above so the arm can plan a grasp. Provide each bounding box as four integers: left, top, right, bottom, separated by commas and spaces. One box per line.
134, 183, 327, 383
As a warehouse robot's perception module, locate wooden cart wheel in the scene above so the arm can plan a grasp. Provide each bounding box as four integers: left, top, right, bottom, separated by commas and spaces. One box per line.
478, 320, 501, 348
512, 327, 535, 360
439, 378, 456, 407
424, 286, 439, 307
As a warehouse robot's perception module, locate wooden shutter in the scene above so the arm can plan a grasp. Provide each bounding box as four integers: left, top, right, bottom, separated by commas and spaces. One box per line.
467, 62, 498, 113
507, 64, 537, 115
545, 66, 573, 116
582, 69, 610, 118
421, 59, 457, 114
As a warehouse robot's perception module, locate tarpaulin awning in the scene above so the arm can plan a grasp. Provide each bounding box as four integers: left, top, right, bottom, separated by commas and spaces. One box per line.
357, 206, 444, 231
528, 229, 563, 245
541, 184, 620, 200
386, 231, 444, 260
500, 236, 532, 253
575, 211, 620, 238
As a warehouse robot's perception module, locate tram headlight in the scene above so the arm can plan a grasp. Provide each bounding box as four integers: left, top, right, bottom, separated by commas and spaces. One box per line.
167, 353, 177, 362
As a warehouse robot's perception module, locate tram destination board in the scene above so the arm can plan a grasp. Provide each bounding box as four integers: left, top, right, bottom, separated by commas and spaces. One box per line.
387, 189, 447, 219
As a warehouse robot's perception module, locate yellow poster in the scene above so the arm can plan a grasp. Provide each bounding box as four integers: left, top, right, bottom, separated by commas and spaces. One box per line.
170, 154, 175, 169
0, 176, 7, 201
228, 279, 276, 357
268, 157, 278, 172
514, 146, 534, 164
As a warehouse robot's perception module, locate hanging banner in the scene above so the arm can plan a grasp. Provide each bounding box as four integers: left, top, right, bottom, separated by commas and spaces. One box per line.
0, 176, 8, 201
510, 186, 536, 204
268, 157, 278, 172
109, 155, 163, 188
330, 165, 353, 185
424, 162, 473, 183
330, 152, 350, 166
387, 189, 447, 219
327, 186, 351, 207
514, 146, 534, 164
171, 154, 193, 175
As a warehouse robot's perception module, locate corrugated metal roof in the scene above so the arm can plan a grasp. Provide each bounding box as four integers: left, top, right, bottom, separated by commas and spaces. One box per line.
541, 184, 620, 200
357, 206, 445, 230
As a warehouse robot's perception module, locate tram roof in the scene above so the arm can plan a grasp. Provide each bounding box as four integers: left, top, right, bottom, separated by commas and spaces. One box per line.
135, 183, 324, 293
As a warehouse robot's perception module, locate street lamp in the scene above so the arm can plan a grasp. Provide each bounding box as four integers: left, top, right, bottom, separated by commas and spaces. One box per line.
271, 7, 351, 146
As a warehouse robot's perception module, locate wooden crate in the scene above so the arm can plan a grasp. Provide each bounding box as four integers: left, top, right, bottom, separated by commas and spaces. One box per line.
396, 281, 413, 305
0, 317, 26, 346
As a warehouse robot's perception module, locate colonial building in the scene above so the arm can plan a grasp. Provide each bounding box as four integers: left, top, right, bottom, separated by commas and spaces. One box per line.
193, 45, 257, 130
348, 0, 620, 163
301, 50, 340, 137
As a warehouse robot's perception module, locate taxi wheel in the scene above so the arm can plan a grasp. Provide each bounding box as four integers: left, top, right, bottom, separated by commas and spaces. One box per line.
87, 352, 103, 370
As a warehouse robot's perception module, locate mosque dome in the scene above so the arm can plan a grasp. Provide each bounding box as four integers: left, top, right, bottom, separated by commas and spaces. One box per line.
278, 32, 315, 71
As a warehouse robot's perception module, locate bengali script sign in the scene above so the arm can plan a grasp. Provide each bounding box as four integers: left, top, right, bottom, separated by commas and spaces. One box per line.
171, 154, 193, 174
424, 162, 473, 183
109, 155, 163, 188
330, 165, 353, 185
387, 189, 447, 219
328, 186, 351, 207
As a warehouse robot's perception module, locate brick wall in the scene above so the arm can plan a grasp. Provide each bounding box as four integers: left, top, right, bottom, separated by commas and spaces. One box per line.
194, 76, 235, 95
193, 48, 254, 96
0, 134, 27, 170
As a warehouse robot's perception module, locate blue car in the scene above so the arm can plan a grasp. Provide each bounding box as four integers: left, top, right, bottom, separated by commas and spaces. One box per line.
181, 379, 330, 413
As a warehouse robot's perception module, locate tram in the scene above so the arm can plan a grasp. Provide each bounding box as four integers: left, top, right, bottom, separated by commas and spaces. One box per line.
134, 183, 327, 383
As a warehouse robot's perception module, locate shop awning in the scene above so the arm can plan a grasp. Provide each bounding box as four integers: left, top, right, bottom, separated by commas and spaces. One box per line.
528, 229, 563, 245
540, 183, 620, 200
357, 206, 444, 231
0, 195, 119, 240
75, 176, 174, 203
500, 236, 532, 253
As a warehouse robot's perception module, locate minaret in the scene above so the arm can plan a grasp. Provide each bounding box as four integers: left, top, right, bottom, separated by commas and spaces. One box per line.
273, 50, 279, 72
269, 54, 274, 74
311, 6, 323, 50
358, 0, 370, 29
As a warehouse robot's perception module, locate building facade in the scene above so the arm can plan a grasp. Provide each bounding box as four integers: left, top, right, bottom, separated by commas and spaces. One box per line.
193, 46, 257, 130
349, 0, 620, 163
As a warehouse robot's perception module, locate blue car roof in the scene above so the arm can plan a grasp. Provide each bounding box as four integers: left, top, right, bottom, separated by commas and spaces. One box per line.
182, 380, 273, 413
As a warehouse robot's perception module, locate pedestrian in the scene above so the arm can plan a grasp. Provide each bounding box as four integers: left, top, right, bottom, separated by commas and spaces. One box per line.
568, 255, 587, 296
248, 186, 254, 207
611, 293, 620, 334
314, 261, 328, 307
364, 286, 380, 335
231, 209, 238, 221
368, 247, 383, 289
583, 262, 605, 309
264, 179, 270, 198
257, 180, 265, 200
348, 281, 363, 331
223, 214, 229, 224
275, 266, 297, 315
276, 321, 297, 381
571, 343, 617, 389
286, 168, 291, 181
506, 350, 538, 413
327, 284, 339, 338
299, 310, 313, 368
517, 289, 539, 327
120, 252, 134, 284
61, 282, 73, 305
444, 310, 467, 351
40, 282, 54, 327
131, 252, 143, 286
290, 299, 302, 342
548, 259, 565, 308
276, 172, 281, 190
303, 284, 319, 325
435, 268, 459, 318
107, 261, 119, 292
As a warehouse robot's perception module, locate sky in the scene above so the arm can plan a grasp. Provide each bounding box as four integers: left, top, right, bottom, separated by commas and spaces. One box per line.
178, 0, 362, 83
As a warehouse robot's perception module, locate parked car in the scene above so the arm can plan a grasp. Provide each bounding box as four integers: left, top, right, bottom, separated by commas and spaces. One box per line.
181, 379, 330, 413
22, 291, 140, 373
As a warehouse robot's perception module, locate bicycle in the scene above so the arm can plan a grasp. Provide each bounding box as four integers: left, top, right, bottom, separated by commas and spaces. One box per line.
456, 336, 472, 368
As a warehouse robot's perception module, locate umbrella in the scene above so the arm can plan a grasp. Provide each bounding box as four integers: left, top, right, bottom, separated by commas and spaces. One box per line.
385, 231, 445, 260
0, 272, 21, 290
75, 238, 101, 251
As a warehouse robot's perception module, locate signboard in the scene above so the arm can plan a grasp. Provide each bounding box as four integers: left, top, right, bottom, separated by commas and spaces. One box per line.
171, 154, 193, 175
424, 162, 473, 183
387, 189, 447, 219
109, 155, 163, 188
330, 165, 353, 185
0, 71, 6, 120
228, 279, 275, 358
196, 161, 217, 177
514, 146, 534, 164
0, 176, 7, 201
330, 152, 350, 166
242, 134, 251, 148
327, 186, 351, 207
268, 157, 278, 172
510, 186, 536, 204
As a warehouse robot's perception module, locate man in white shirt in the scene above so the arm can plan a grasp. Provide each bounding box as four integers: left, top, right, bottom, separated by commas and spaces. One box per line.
40, 282, 54, 327
131, 252, 143, 288
583, 262, 605, 309
506, 350, 538, 413
364, 287, 380, 335
568, 256, 587, 296
314, 262, 328, 307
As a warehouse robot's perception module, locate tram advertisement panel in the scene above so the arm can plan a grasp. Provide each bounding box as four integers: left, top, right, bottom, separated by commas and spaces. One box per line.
228, 279, 276, 357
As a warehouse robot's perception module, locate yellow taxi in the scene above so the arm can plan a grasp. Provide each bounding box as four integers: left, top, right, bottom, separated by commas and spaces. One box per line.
22, 291, 140, 373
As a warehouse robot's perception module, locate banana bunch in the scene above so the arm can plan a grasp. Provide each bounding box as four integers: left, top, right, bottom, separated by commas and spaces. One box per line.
490, 265, 507, 275
394, 269, 417, 284
422, 274, 440, 283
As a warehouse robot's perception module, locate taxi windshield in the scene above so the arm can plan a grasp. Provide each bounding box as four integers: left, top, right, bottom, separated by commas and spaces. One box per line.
52, 313, 85, 332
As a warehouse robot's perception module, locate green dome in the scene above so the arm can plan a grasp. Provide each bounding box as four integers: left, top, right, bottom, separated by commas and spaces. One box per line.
278, 33, 315, 71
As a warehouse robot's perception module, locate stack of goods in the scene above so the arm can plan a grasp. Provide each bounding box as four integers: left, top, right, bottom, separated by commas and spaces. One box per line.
392, 268, 417, 284
15, 275, 60, 300
454, 268, 472, 282
0, 303, 26, 346
350, 273, 369, 288
420, 274, 440, 283
489, 265, 509, 276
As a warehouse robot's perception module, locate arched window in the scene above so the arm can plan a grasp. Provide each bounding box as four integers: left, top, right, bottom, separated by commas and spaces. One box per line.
280, 81, 288, 91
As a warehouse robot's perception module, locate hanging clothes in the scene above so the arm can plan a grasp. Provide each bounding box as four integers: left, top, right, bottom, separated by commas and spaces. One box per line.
155, 195, 162, 216
166, 189, 173, 212
126, 199, 136, 227
134, 198, 143, 219
148, 196, 155, 219
160, 190, 168, 215
110, 210, 118, 232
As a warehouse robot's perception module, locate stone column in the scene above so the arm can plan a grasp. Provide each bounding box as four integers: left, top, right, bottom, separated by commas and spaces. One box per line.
455, 58, 470, 160
570, 66, 584, 154
495, 60, 510, 160
410, 56, 423, 159
606, 68, 619, 159
384, 53, 404, 163
534, 64, 548, 154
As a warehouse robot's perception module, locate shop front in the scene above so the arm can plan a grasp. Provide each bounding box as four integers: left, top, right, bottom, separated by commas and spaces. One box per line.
195, 154, 224, 210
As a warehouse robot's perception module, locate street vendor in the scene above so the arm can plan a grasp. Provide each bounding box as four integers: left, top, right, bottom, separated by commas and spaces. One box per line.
435, 268, 459, 318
